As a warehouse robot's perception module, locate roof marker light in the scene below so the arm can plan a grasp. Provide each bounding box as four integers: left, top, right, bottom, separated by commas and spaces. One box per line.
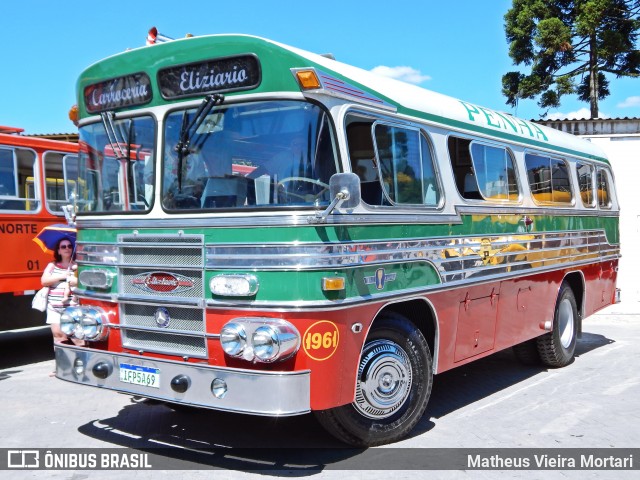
296, 70, 321, 90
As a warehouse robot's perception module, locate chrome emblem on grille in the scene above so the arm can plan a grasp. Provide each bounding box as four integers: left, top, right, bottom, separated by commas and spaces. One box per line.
154, 307, 171, 328
132, 271, 195, 293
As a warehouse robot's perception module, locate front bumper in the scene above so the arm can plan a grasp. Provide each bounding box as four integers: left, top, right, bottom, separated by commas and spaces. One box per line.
54, 345, 311, 416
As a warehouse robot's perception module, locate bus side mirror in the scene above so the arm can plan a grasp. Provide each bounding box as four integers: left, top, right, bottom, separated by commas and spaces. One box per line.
63, 190, 77, 226
329, 172, 361, 209
310, 173, 361, 223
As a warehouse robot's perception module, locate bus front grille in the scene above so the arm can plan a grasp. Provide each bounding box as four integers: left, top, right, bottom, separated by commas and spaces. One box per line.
117, 234, 207, 358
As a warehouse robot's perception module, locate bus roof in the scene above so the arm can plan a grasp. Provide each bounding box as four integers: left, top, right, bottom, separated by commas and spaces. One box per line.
77, 34, 608, 163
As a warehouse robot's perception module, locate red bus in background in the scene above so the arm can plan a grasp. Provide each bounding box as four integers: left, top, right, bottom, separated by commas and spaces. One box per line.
0, 126, 78, 330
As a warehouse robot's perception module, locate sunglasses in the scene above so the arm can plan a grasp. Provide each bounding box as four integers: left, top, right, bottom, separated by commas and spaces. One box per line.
59, 244, 73, 250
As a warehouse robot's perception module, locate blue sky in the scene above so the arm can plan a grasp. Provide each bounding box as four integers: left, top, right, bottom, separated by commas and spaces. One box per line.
2, 0, 639, 134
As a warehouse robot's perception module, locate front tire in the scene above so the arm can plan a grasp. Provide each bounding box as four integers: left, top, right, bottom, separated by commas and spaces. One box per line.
537, 283, 578, 367
314, 313, 432, 446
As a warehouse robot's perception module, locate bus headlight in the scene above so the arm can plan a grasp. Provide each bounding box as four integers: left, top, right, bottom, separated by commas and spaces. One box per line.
219, 322, 247, 357
219, 318, 300, 363
60, 306, 109, 342
60, 307, 84, 337
81, 307, 109, 341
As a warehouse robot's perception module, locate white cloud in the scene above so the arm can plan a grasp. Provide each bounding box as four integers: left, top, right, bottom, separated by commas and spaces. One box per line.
545, 108, 609, 120
617, 96, 640, 108
370, 65, 431, 84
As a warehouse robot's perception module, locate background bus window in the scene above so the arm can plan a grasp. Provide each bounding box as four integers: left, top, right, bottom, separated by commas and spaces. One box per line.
525, 153, 573, 204
0, 147, 37, 211
469, 142, 519, 201
597, 168, 612, 209
576, 162, 596, 208
373, 124, 440, 206
43, 151, 79, 213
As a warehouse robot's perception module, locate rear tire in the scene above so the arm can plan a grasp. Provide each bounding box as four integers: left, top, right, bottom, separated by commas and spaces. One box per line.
537, 283, 578, 368
314, 313, 432, 446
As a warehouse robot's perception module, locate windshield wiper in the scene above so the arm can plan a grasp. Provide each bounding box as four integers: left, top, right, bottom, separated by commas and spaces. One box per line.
174, 93, 224, 191
100, 111, 128, 160
100, 111, 135, 208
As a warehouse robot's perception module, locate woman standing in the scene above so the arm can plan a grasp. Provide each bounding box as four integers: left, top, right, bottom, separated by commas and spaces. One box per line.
40, 237, 80, 344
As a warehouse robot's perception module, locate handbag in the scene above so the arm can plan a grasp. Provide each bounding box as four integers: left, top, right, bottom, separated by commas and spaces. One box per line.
32, 287, 49, 312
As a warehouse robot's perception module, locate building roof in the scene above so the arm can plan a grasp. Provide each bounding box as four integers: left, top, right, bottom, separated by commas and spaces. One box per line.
534, 117, 640, 136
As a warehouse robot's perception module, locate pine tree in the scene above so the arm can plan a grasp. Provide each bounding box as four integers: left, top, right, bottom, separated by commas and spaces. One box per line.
503, 0, 640, 118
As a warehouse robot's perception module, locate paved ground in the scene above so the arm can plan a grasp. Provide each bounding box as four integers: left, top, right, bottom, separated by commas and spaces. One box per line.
1, 302, 639, 479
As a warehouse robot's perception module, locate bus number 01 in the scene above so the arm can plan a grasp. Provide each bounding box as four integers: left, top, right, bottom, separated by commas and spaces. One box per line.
27, 260, 40, 271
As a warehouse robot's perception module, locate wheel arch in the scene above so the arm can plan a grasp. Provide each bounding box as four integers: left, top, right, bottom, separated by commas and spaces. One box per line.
373, 297, 439, 373
562, 270, 585, 337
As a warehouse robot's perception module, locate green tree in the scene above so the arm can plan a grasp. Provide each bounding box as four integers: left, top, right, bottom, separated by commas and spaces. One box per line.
503, 0, 640, 118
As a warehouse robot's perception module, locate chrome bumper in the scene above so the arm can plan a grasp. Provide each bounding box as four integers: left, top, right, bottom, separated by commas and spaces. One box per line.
54, 345, 310, 416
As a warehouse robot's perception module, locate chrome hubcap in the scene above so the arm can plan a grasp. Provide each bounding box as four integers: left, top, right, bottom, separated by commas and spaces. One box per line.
558, 298, 575, 348
353, 339, 412, 419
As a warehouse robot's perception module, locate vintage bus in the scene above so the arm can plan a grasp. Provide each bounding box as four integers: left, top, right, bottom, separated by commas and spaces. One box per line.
55, 34, 620, 446
0, 126, 78, 330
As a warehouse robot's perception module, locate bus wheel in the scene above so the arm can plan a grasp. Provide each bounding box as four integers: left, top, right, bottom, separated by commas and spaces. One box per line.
537, 284, 578, 368
314, 313, 432, 446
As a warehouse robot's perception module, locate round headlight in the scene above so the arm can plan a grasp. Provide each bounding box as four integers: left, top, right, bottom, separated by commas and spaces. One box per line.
60, 306, 84, 337
220, 322, 247, 357
252, 326, 279, 362
81, 307, 109, 342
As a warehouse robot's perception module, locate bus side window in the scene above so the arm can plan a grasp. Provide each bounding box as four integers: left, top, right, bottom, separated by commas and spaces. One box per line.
597, 168, 612, 209
469, 142, 519, 201
0, 147, 36, 211
44, 151, 74, 213
448, 136, 480, 200
525, 153, 573, 204
576, 162, 596, 208
372, 123, 440, 206
346, 122, 384, 206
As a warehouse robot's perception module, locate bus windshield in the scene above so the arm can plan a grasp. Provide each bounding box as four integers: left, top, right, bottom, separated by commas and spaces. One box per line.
77, 115, 155, 214
162, 100, 338, 211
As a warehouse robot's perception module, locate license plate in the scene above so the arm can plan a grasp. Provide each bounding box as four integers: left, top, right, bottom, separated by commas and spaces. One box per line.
119, 363, 160, 388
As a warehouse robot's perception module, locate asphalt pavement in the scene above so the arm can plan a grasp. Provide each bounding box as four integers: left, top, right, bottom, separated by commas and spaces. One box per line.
1, 302, 639, 479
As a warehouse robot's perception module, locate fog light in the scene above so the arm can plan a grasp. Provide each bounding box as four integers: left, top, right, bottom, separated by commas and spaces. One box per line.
79, 269, 114, 289
210, 274, 259, 296
170, 374, 190, 393
92, 362, 111, 379
211, 378, 227, 399
73, 358, 85, 376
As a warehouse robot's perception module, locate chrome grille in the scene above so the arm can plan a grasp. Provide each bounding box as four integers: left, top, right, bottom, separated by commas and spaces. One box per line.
118, 234, 207, 358
120, 304, 206, 357
121, 303, 204, 332
121, 246, 203, 267
122, 329, 206, 357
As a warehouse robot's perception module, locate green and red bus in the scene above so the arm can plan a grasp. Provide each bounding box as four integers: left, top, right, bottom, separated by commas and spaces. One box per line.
55, 33, 619, 446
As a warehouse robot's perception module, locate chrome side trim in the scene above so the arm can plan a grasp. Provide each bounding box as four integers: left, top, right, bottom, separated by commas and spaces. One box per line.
54, 345, 310, 416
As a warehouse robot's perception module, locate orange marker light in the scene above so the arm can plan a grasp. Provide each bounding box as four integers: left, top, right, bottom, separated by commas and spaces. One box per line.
296, 70, 321, 90
68, 105, 79, 126
322, 276, 345, 291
